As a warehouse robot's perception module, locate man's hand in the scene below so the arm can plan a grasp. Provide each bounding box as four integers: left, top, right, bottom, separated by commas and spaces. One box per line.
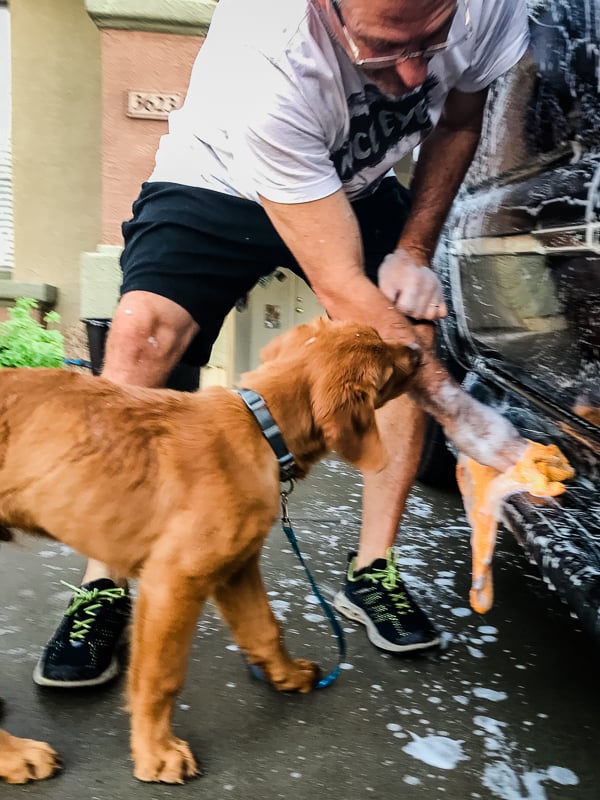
378, 248, 448, 321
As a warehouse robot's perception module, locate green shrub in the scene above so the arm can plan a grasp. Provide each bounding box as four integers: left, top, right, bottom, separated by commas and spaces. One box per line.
0, 297, 64, 368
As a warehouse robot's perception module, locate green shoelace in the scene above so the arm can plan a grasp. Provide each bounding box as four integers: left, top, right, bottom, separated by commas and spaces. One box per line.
360, 550, 413, 615
60, 581, 127, 643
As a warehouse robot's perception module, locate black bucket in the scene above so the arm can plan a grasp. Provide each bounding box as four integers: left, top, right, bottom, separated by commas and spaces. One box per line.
84, 318, 111, 376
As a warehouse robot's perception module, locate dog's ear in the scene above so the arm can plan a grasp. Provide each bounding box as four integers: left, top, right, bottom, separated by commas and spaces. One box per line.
311, 334, 420, 473
319, 392, 387, 473
312, 348, 389, 472
375, 343, 421, 408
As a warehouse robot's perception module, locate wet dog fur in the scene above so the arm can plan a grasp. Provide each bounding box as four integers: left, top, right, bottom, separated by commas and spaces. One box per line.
0, 317, 419, 784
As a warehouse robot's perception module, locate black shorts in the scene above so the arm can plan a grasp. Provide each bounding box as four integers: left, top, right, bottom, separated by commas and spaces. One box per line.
120, 177, 412, 366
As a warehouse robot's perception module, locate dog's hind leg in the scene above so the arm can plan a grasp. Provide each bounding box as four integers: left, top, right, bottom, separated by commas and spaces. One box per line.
213, 553, 321, 693
127, 568, 204, 784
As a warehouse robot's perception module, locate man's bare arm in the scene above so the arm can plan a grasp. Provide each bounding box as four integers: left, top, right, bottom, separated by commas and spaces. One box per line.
378, 88, 488, 319
400, 87, 488, 260
259, 189, 419, 346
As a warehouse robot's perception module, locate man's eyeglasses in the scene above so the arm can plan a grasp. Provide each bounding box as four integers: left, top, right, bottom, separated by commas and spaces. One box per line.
328, 0, 472, 69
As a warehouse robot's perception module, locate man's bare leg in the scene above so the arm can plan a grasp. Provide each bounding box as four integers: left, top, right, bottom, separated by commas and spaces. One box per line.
34, 292, 200, 686
356, 394, 426, 569
80, 292, 201, 584
334, 325, 440, 652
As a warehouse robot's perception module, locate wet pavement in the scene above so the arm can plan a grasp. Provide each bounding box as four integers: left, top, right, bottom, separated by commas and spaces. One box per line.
1, 457, 599, 800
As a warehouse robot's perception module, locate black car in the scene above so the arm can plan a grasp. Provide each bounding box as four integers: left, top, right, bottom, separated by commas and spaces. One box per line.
419, 0, 600, 641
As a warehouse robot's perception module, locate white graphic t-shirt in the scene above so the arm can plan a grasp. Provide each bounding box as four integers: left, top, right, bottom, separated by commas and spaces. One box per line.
150, 0, 529, 203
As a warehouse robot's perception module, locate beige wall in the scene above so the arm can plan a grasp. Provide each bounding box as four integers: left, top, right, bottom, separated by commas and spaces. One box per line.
11, 0, 102, 326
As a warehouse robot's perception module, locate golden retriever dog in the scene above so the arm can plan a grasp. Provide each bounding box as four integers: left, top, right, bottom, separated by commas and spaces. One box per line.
0, 317, 419, 784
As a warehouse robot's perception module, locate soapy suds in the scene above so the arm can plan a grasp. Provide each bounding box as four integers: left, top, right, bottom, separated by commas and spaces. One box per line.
435, 380, 526, 470
474, 715, 579, 799
402, 733, 469, 769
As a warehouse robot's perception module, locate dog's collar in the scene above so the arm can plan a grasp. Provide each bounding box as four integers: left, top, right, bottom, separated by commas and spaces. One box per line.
235, 389, 297, 482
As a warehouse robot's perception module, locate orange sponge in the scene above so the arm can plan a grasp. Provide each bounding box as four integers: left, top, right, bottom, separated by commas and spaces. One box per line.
456, 441, 574, 614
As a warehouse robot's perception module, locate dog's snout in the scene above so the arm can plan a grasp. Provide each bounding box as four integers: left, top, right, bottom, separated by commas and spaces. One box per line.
407, 343, 423, 372
394, 342, 422, 375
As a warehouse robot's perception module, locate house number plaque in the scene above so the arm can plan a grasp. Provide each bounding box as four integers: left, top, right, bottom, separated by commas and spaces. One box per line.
126, 91, 184, 120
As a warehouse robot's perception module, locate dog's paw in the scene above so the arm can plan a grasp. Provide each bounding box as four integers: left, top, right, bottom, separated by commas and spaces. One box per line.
272, 658, 321, 693
133, 736, 201, 784
0, 731, 62, 784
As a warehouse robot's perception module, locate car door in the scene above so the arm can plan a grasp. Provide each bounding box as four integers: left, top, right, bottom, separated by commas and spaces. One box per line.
440, 0, 600, 429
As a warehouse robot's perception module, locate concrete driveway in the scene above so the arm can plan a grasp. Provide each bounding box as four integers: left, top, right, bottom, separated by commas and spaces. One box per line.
1, 458, 598, 799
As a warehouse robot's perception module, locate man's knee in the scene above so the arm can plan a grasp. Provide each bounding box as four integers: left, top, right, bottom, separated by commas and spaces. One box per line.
104, 291, 200, 386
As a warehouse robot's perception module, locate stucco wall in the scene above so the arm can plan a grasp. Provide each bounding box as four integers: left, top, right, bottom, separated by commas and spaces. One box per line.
101, 30, 202, 244
11, 0, 102, 326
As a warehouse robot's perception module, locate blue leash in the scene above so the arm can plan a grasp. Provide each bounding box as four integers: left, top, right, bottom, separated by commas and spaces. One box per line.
249, 480, 346, 690
63, 358, 93, 369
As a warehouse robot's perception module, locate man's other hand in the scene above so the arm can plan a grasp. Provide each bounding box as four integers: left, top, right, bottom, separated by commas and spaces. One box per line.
378, 248, 448, 321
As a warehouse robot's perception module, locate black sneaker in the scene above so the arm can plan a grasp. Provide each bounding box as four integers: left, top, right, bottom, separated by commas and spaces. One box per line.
33, 578, 131, 688
333, 549, 440, 653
